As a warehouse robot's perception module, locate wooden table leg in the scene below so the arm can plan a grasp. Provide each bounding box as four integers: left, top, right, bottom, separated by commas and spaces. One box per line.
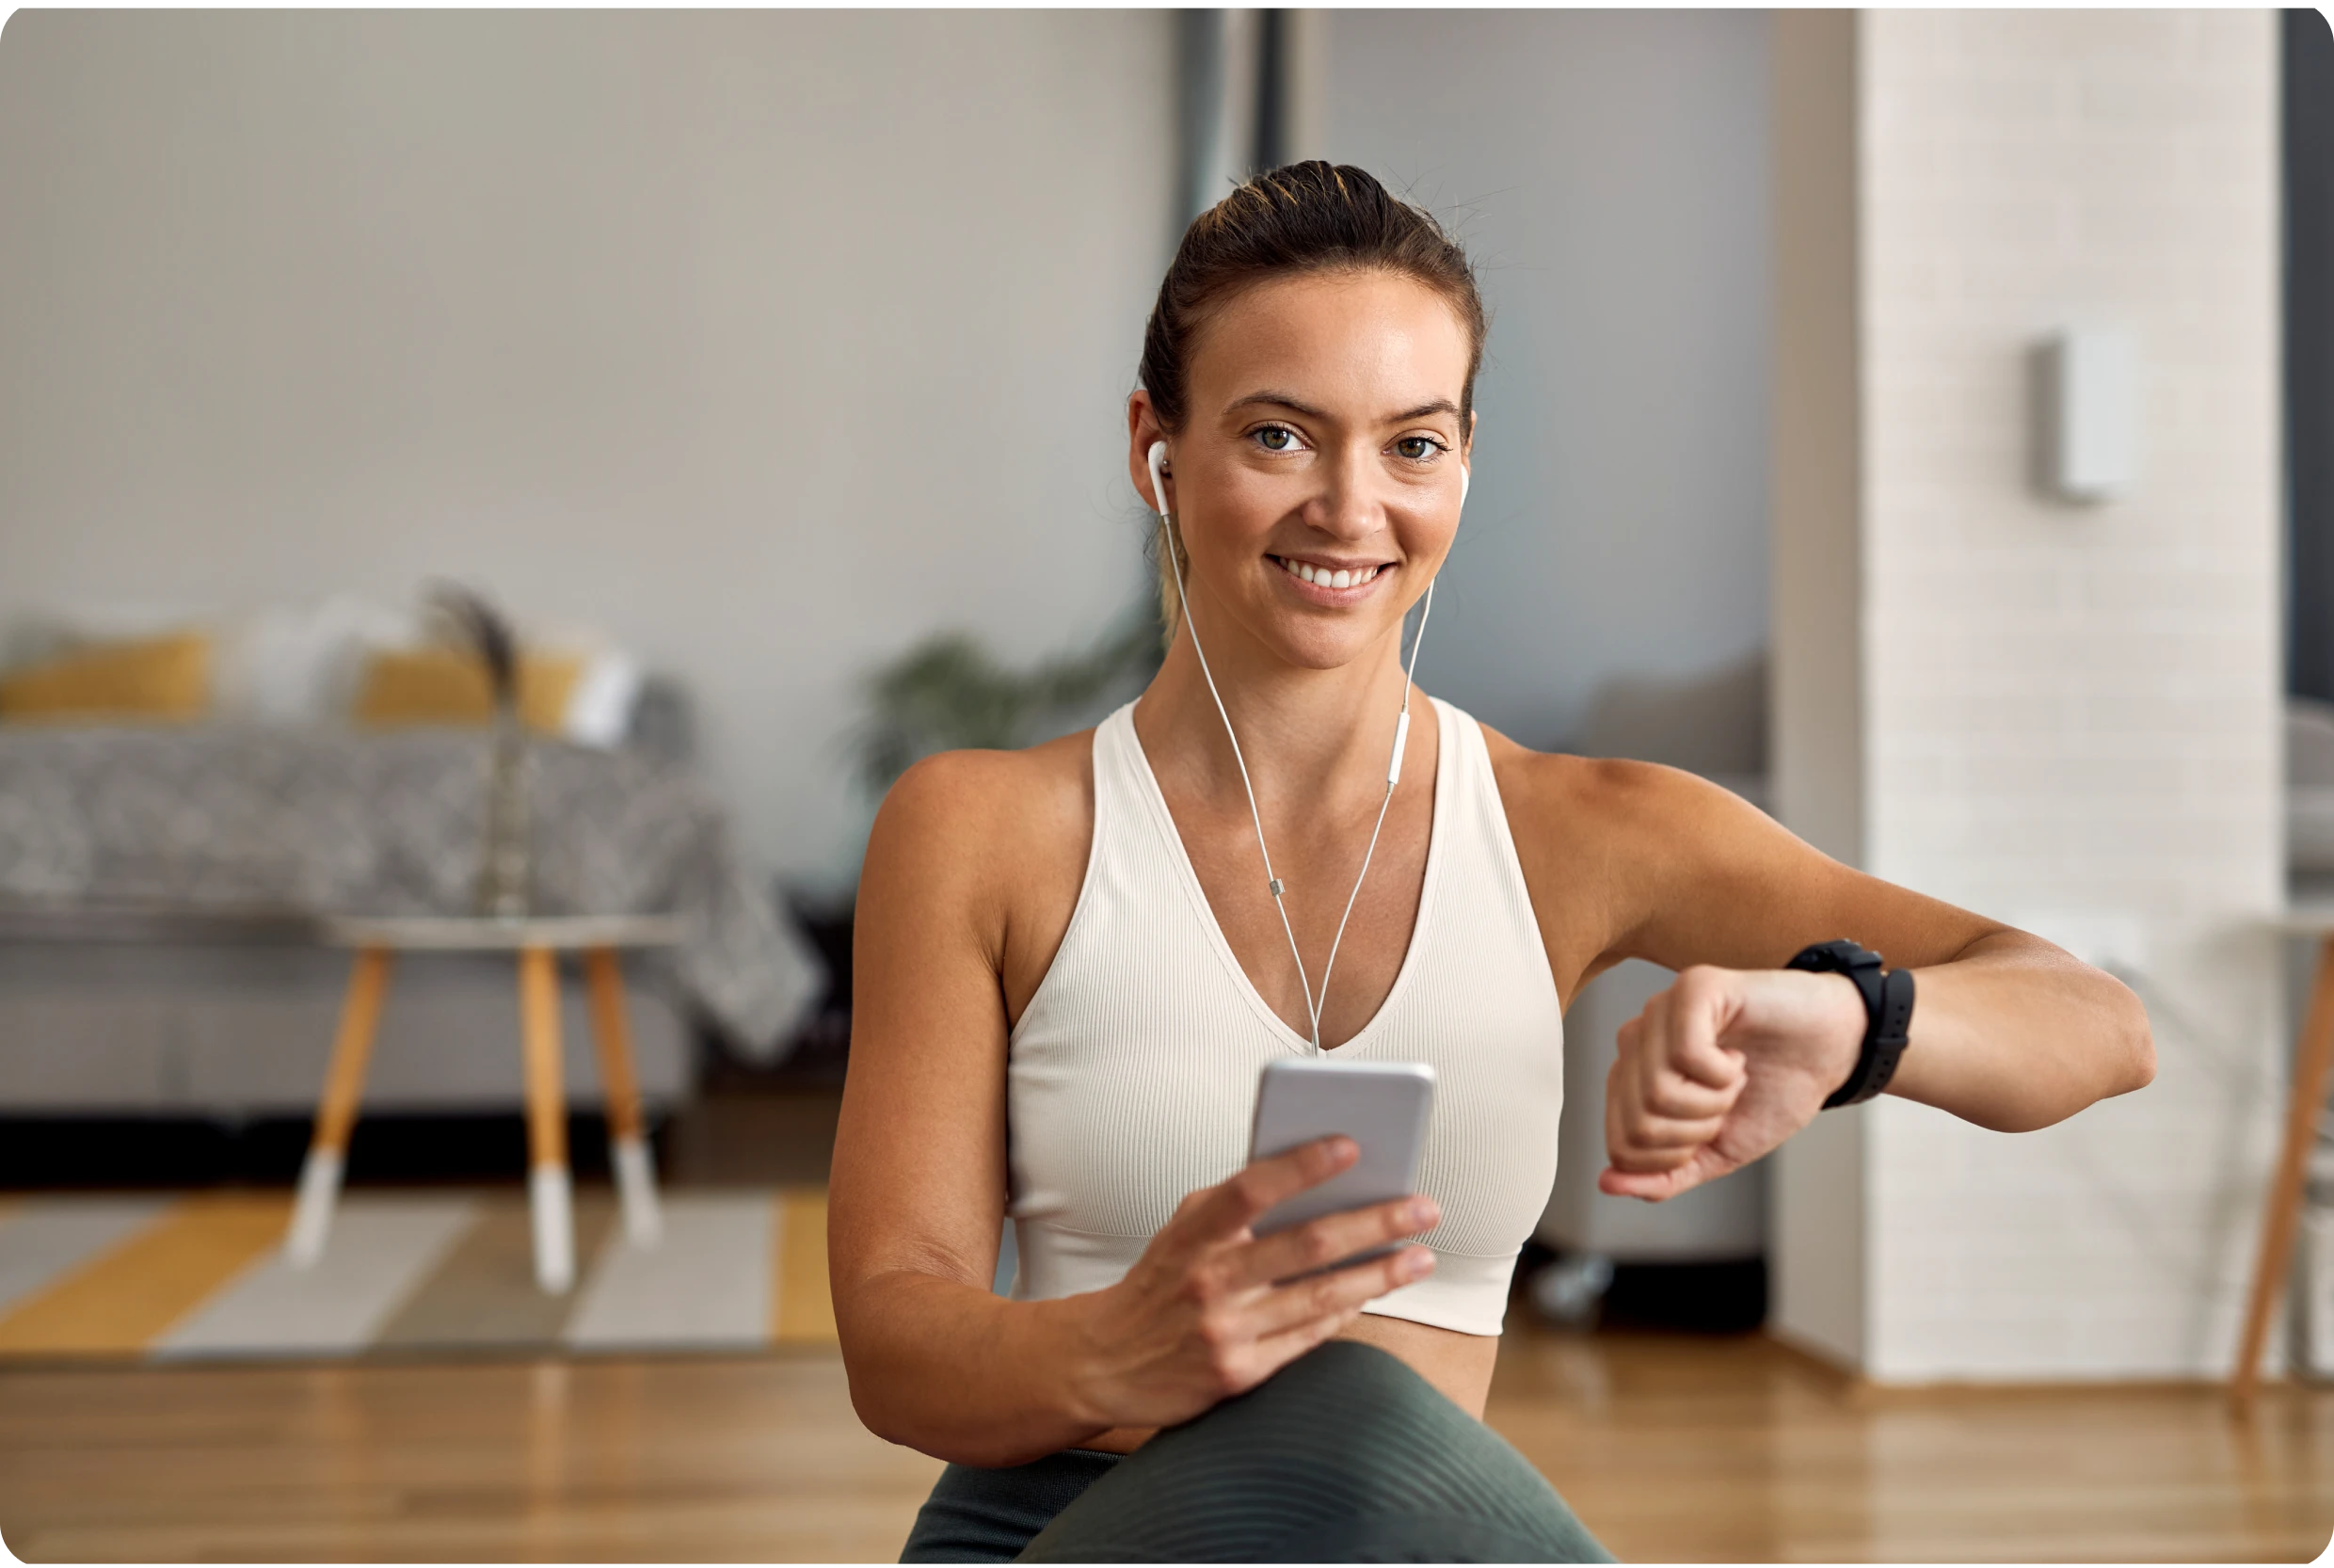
518, 945, 575, 1294
286, 948, 392, 1267
585, 947, 663, 1246
2232, 933, 2334, 1408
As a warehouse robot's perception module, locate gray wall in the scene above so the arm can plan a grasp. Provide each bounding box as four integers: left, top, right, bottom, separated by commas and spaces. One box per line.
1320, 9, 1770, 753
0, 10, 1176, 888
0, 9, 1771, 886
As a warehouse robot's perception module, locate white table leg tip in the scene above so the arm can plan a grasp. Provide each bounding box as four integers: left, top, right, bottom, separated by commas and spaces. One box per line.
284, 1147, 344, 1268
531, 1163, 576, 1293
613, 1135, 663, 1246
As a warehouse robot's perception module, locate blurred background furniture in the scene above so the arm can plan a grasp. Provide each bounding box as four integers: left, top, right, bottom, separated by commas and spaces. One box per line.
2233, 907, 2334, 1404
0, 909, 696, 1120
288, 913, 685, 1294
2269, 697, 2334, 1386
0, 597, 824, 1136
1530, 656, 1771, 1328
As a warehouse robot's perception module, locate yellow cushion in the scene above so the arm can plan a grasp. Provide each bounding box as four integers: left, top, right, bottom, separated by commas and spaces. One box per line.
0, 632, 213, 723
352, 647, 584, 735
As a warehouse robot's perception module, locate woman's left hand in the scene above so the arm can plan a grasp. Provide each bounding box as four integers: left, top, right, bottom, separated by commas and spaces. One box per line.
1597, 965, 1869, 1201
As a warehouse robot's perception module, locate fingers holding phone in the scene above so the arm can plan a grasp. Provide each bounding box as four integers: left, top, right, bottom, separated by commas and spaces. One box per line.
1240, 1186, 1440, 1288
1175, 1150, 1438, 1384
1064, 1062, 1440, 1432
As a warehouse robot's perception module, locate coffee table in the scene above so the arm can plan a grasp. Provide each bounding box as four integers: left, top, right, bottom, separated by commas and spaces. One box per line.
284, 913, 687, 1293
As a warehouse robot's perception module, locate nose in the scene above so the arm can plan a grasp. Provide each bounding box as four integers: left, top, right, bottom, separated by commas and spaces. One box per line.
1306, 443, 1383, 542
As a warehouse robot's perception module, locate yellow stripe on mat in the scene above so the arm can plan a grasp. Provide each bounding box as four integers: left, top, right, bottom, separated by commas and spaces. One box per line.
774, 1188, 837, 1344
0, 1193, 289, 1355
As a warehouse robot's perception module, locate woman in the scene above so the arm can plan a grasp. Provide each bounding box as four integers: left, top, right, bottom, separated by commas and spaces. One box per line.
831, 163, 2153, 1563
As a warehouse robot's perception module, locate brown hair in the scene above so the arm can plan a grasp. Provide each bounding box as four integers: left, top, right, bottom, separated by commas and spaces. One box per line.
1140, 161, 1487, 436
1139, 162, 1486, 632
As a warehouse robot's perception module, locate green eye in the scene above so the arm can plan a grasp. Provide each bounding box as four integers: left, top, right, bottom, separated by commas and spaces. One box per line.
1254, 425, 1299, 452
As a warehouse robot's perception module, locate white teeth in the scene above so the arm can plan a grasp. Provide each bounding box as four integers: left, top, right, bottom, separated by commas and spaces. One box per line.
1276, 558, 1385, 588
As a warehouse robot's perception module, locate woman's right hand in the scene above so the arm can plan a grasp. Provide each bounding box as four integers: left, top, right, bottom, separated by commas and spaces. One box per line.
1058, 1136, 1438, 1434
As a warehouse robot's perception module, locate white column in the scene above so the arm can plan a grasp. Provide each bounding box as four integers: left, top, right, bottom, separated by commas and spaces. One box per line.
1770, 8, 2284, 1381
1768, 8, 1871, 1372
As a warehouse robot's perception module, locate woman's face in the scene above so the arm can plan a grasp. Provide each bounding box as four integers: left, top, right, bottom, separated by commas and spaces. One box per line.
1129, 269, 1473, 674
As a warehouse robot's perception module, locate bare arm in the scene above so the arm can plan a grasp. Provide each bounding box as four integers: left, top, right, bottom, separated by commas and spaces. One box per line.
828, 750, 1089, 1461
829, 749, 1440, 1465
1495, 751, 2155, 1200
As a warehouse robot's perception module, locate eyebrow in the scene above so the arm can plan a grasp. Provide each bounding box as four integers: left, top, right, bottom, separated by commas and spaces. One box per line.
1223, 392, 1463, 424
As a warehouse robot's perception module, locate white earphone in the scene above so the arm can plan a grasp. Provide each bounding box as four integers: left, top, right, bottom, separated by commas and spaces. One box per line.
1143, 439, 1452, 1052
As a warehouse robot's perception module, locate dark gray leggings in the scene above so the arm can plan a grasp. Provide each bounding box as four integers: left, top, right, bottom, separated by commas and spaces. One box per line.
900, 1340, 1616, 1562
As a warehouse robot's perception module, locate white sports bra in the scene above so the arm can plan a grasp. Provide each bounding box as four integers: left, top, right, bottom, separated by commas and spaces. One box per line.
1005, 696, 1565, 1336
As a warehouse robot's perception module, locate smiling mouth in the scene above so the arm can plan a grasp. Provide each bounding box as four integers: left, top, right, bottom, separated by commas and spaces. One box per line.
1270, 555, 1392, 592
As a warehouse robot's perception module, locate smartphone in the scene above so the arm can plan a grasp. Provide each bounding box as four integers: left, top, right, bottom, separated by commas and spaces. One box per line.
1246, 1058, 1436, 1272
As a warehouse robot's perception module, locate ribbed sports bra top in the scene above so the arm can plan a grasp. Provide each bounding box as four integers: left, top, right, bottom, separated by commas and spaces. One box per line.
1005, 696, 1565, 1336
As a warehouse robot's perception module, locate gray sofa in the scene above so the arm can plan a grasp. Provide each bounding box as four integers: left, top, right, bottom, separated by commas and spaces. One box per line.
0, 679, 818, 1120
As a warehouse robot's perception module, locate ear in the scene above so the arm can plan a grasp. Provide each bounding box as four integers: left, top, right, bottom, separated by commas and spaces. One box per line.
1127, 392, 1172, 514
1147, 442, 1173, 520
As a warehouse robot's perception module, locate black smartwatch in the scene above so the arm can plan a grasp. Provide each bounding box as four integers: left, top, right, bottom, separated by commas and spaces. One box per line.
1784, 939, 1915, 1109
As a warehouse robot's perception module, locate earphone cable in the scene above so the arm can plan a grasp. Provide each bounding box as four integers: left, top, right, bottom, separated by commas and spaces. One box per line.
1157, 513, 1435, 1055
1158, 516, 1322, 1045
1312, 578, 1434, 1034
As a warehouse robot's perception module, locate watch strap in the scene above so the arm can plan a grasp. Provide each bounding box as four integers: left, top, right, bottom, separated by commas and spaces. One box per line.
1784, 939, 1915, 1109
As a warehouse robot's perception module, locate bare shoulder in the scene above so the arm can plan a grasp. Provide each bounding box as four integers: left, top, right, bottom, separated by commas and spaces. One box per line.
1475, 721, 1995, 984
875, 730, 1092, 842
1473, 721, 1828, 994
861, 730, 1097, 1001
1477, 722, 1762, 849
870, 729, 1095, 891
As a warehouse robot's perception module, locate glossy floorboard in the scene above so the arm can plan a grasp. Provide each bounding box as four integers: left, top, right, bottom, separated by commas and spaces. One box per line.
2, 1328, 2327, 1563
1485, 1331, 2334, 1564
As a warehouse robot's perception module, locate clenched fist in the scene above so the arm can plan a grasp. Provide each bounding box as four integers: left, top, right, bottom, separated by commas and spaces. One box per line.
1598, 964, 1869, 1202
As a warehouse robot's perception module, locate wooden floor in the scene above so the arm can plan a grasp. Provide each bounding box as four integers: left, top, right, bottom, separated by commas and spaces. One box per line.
2, 1328, 2327, 1563
1486, 1330, 2334, 1564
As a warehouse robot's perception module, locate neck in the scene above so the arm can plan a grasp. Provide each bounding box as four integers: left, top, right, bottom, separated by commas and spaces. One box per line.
1133, 579, 1421, 811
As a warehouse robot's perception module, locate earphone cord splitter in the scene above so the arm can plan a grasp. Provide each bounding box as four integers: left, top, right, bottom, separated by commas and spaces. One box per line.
1157, 511, 1435, 1056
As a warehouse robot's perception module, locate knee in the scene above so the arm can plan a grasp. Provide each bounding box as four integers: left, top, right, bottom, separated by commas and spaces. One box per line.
1166, 1338, 1481, 1480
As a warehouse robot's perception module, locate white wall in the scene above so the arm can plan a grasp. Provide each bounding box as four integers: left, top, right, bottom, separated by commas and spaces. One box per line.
1772, 9, 2284, 1381
0, 10, 1177, 888
1319, 9, 1771, 751
1768, 9, 1870, 1366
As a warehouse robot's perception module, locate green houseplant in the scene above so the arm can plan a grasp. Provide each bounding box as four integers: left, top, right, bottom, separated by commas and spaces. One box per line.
852, 607, 1162, 800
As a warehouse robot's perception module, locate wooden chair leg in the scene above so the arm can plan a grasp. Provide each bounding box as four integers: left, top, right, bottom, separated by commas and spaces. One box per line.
2233, 933, 2334, 1408
585, 947, 663, 1245
286, 948, 393, 1267
518, 946, 575, 1293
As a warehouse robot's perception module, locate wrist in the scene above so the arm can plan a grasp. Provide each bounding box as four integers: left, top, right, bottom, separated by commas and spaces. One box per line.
1035, 1290, 1119, 1433
1784, 938, 1917, 1108
1812, 972, 1867, 1085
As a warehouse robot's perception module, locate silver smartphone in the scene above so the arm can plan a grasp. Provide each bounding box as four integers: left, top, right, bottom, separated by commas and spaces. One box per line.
1246, 1058, 1436, 1272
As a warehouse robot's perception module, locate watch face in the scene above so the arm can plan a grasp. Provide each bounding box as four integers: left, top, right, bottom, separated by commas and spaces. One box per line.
1794, 939, 1879, 972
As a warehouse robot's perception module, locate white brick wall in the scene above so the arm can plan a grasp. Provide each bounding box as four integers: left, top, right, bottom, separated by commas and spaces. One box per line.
1775, 9, 2284, 1381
